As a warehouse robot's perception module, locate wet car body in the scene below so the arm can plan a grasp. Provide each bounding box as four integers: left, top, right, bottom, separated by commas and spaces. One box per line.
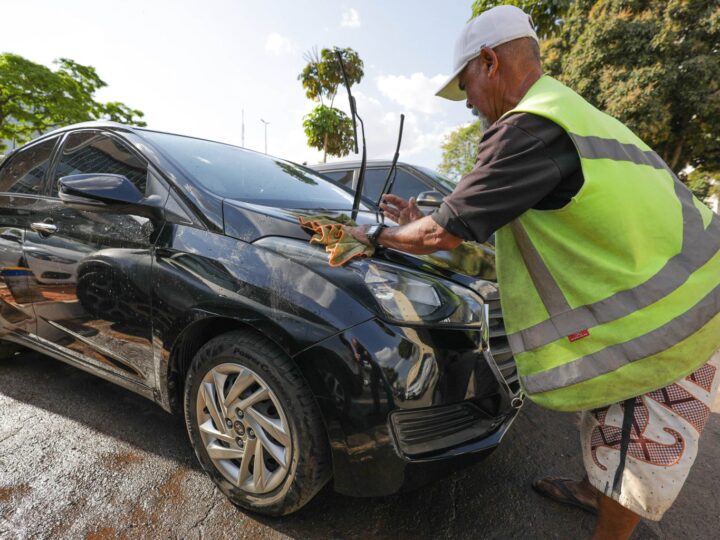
0, 122, 521, 500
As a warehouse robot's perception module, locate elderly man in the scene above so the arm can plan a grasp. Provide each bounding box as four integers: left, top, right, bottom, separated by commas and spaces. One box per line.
349, 5, 720, 539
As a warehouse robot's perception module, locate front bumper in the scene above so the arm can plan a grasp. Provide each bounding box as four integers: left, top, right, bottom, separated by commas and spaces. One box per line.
293, 317, 522, 497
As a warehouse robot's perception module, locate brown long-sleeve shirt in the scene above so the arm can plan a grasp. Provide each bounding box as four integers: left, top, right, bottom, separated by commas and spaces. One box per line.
431, 112, 584, 243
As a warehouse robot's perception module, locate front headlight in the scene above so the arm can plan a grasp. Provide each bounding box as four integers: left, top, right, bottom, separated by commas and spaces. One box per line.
254, 237, 486, 328
352, 259, 485, 327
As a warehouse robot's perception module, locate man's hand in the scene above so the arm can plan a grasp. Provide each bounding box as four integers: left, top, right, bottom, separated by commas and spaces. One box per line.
380, 194, 424, 225
347, 215, 462, 254
347, 224, 372, 246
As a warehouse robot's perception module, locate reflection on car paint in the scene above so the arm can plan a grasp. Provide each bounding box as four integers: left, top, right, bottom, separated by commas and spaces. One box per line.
16, 199, 158, 385
0, 202, 38, 336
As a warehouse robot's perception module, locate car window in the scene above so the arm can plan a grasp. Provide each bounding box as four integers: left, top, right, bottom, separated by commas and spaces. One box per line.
390, 170, 431, 200
0, 137, 58, 195
415, 165, 458, 192
51, 131, 148, 196
141, 130, 361, 210
359, 168, 430, 203
360, 168, 391, 202
322, 169, 354, 188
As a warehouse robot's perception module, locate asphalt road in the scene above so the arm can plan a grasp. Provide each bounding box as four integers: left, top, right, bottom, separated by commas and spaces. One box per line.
1, 350, 718, 539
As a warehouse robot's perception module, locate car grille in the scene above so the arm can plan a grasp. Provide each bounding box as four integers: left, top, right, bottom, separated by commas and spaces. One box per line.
390, 402, 500, 457
486, 298, 521, 395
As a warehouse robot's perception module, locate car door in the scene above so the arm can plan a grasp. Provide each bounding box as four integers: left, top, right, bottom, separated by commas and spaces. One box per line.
0, 136, 61, 339
26, 130, 161, 387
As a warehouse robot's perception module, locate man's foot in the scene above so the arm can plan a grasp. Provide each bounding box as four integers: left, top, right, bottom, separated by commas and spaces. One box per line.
532, 477, 599, 514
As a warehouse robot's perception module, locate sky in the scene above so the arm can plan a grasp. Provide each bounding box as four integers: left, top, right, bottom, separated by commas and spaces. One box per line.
0, 0, 476, 169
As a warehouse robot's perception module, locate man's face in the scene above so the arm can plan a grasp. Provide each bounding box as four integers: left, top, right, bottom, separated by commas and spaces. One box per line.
459, 53, 495, 128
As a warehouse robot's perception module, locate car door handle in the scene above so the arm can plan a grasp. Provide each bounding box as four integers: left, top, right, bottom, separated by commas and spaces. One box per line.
30, 222, 59, 235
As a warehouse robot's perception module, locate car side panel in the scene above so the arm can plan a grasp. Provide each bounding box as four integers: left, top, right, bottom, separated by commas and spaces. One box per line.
0, 194, 40, 338
150, 223, 376, 408
21, 197, 158, 388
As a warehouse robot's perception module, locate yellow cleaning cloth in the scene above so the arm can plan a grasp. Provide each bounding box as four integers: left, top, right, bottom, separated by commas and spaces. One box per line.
298, 214, 375, 267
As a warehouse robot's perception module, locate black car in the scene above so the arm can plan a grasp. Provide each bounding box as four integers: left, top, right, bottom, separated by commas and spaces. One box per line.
0, 122, 521, 516
311, 160, 457, 207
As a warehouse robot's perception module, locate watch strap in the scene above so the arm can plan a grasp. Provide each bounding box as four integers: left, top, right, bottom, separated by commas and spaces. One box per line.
368, 224, 387, 247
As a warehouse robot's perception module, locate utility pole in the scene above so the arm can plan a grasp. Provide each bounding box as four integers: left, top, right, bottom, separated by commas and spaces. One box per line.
260, 118, 270, 154
241, 108, 245, 148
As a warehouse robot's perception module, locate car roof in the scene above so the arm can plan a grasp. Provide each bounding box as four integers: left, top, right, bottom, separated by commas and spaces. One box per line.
8, 121, 278, 162
2, 121, 134, 159
36, 120, 134, 140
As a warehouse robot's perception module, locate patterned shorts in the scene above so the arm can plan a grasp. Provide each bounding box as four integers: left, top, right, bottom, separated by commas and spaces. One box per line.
581, 349, 720, 521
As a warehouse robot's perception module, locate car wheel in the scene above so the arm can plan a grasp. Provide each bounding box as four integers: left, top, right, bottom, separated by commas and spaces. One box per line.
184, 330, 331, 516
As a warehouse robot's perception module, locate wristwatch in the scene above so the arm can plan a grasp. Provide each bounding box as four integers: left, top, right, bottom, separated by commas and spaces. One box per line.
367, 224, 387, 247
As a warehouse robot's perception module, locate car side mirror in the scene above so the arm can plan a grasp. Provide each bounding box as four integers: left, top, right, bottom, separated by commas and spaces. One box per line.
58, 174, 163, 218
416, 190, 444, 208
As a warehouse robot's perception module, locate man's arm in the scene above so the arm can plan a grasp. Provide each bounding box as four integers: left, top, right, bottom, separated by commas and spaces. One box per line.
349, 216, 463, 255
348, 113, 581, 256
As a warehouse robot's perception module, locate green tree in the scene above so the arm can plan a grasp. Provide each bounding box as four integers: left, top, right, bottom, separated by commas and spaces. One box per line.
543, 0, 720, 179
470, 0, 572, 38
303, 105, 355, 160
0, 53, 145, 152
438, 121, 483, 180
298, 47, 363, 162
686, 169, 720, 202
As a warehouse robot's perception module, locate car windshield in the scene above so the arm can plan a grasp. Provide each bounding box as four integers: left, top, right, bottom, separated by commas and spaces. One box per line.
141, 130, 364, 210
415, 165, 458, 192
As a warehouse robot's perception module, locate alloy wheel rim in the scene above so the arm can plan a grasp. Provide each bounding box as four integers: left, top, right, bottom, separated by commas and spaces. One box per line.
196, 363, 292, 494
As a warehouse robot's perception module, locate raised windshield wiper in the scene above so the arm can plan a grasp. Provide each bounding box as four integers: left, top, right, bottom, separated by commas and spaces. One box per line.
377, 114, 405, 210
335, 48, 367, 222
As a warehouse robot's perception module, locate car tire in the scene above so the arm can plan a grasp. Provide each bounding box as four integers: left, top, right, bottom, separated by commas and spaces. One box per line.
184, 329, 332, 516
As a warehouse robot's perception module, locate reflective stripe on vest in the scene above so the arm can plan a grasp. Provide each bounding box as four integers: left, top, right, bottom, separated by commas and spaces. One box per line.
507, 135, 720, 360
508, 134, 720, 393
522, 282, 720, 394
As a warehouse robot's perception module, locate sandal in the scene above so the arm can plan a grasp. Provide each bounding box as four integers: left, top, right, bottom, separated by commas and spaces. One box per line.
532, 477, 598, 515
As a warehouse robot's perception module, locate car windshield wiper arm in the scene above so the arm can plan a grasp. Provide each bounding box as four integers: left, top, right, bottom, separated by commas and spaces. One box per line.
335, 49, 367, 223
377, 114, 405, 208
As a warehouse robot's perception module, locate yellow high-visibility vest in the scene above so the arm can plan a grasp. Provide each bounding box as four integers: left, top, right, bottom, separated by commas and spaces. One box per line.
496, 76, 720, 411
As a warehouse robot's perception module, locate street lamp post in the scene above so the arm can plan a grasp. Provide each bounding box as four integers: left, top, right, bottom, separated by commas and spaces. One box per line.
260, 118, 270, 154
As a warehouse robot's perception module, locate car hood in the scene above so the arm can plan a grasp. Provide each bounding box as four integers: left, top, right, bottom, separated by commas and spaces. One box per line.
222, 199, 497, 291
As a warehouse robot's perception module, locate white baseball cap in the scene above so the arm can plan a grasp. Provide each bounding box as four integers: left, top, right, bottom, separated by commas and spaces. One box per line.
436, 5, 538, 101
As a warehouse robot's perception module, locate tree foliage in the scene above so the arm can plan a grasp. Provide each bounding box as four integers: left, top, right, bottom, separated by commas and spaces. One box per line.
298, 47, 363, 107
299, 47, 363, 162
543, 0, 720, 179
470, 0, 572, 38
0, 53, 145, 152
686, 168, 720, 202
302, 105, 354, 159
438, 121, 483, 180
